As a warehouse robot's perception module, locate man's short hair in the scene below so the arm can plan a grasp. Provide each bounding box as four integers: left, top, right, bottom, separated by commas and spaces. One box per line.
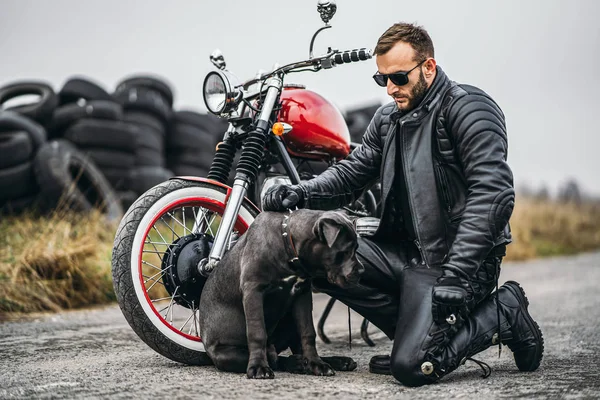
374, 22, 435, 61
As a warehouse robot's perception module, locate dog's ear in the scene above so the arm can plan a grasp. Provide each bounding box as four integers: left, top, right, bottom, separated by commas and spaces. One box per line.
313, 217, 342, 248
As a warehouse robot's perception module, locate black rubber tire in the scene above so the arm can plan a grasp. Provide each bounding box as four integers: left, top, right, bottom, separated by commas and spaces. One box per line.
124, 118, 164, 166
58, 76, 113, 105
123, 111, 165, 135
0, 111, 47, 150
135, 146, 164, 167
134, 125, 164, 167
0, 193, 40, 215
101, 167, 131, 191
64, 119, 140, 153
168, 122, 214, 150
129, 166, 174, 194
0, 131, 33, 169
169, 164, 208, 177
114, 86, 172, 124
344, 103, 381, 143
167, 147, 215, 169
114, 75, 174, 107
136, 126, 163, 153
0, 81, 58, 124
111, 179, 258, 365
0, 161, 38, 202
33, 140, 123, 221
81, 148, 136, 169
171, 110, 226, 133
48, 100, 123, 138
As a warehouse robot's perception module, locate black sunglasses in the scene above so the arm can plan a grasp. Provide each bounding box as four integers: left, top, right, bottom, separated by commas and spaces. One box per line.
372, 59, 427, 87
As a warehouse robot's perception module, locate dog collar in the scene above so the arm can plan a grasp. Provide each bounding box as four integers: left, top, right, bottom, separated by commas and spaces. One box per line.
282, 210, 310, 278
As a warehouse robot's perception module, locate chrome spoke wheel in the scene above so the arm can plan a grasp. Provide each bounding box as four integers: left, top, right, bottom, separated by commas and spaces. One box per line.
113, 179, 257, 363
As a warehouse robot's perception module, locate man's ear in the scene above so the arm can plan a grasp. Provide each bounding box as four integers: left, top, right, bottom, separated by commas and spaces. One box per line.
313, 217, 341, 248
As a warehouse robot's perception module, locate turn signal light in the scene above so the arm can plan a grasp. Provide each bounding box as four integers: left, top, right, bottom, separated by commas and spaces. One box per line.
272, 122, 285, 136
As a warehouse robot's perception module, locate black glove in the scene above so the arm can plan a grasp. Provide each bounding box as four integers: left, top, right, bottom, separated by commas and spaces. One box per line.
431, 269, 472, 326
262, 184, 304, 211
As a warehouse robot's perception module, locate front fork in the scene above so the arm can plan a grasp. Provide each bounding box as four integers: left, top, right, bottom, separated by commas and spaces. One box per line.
198, 74, 283, 276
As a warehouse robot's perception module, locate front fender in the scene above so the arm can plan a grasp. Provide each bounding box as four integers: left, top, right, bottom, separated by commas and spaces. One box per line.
172, 176, 262, 215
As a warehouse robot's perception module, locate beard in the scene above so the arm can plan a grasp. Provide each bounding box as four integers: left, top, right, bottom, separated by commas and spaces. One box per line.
395, 70, 428, 112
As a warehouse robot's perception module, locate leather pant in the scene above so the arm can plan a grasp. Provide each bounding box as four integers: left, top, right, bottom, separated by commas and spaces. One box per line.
312, 236, 504, 386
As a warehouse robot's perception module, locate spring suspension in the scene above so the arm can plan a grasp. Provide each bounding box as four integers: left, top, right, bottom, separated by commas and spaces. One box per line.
207, 136, 236, 184
235, 129, 269, 182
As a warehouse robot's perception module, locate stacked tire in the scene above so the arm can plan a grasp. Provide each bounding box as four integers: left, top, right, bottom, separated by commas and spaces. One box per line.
113, 76, 175, 206
48, 76, 117, 139
166, 110, 226, 178
51, 77, 137, 198
43, 75, 174, 210
0, 111, 46, 212
0, 80, 122, 219
0, 81, 57, 125
33, 140, 123, 221
343, 102, 382, 143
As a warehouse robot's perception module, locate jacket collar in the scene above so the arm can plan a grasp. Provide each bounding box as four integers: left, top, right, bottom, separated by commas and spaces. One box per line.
390, 66, 450, 123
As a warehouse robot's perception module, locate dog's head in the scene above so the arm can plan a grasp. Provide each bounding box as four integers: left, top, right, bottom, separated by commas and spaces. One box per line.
311, 211, 364, 288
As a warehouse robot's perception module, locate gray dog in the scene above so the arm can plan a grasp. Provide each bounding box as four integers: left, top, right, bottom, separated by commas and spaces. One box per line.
199, 209, 363, 378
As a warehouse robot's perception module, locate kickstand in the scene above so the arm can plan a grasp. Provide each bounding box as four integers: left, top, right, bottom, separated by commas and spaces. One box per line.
317, 297, 336, 344
317, 297, 377, 347
361, 318, 376, 347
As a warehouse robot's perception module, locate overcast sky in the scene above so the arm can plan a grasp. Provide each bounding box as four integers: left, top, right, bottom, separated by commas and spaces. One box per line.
1, 0, 599, 196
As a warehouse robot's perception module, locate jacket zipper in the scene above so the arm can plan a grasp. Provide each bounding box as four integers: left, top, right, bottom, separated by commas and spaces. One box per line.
414, 239, 425, 265
436, 163, 452, 213
449, 213, 463, 224
399, 120, 427, 266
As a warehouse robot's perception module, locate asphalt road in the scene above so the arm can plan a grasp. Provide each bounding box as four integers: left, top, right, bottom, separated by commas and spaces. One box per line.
1, 252, 599, 399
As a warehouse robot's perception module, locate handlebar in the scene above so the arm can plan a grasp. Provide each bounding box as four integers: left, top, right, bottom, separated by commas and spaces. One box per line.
333, 48, 372, 65
240, 48, 372, 91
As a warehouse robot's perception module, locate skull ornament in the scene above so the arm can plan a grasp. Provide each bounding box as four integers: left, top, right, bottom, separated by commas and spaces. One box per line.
317, 0, 337, 25
210, 49, 226, 70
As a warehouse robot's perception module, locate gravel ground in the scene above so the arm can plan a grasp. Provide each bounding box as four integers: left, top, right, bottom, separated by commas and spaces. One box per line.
1, 252, 599, 399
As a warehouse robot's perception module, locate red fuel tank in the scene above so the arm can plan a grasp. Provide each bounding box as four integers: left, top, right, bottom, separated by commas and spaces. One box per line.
277, 87, 350, 161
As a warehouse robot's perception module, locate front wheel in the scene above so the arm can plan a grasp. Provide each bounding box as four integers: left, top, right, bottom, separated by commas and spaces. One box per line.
111, 178, 258, 365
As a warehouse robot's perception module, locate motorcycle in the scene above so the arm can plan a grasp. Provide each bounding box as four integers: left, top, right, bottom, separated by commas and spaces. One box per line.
111, 0, 378, 365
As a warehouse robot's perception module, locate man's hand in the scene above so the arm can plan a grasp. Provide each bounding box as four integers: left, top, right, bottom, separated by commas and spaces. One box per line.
431, 269, 472, 326
262, 184, 304, 211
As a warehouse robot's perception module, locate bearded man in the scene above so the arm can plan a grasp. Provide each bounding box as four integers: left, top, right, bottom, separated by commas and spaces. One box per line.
263, 22, 543, 386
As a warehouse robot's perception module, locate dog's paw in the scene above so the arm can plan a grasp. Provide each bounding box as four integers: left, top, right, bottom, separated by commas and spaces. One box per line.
320, 356, 358, 371
305, 358, 335, 376
247, 362, 275, 379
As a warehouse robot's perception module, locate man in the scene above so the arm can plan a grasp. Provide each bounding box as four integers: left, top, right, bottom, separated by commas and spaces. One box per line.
262, 23, 543, 386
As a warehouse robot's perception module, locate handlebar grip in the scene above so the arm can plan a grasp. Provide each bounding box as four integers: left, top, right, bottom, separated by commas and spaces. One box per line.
333, 48, 372, 65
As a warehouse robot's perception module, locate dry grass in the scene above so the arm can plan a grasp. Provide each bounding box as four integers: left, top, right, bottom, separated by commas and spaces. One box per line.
0, 208, 116, 315
506, 196, 600, 261
1, 196, 599, 316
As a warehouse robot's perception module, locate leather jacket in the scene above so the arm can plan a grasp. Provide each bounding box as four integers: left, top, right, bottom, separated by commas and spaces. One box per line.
298, 66, 514, 279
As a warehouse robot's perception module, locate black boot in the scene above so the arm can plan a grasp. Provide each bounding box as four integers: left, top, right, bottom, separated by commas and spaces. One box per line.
497, 281, 544, 371
369, 255, 503, 377
369, 355, 392, 375
423, 280, 544, 382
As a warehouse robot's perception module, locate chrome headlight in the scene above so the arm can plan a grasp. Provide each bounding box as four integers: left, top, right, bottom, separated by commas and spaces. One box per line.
202, 70, 241, 116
